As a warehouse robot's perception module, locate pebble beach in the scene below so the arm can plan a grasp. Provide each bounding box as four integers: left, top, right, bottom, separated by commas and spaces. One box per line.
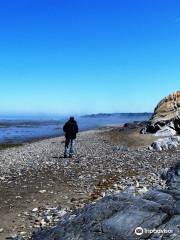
0, 125, 179, 239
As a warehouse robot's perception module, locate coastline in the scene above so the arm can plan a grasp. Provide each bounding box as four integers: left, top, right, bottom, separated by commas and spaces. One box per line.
0, 124, 178, 239
0, 126, 100, 147
0, 113, 151, 145
0, 124, 124, 149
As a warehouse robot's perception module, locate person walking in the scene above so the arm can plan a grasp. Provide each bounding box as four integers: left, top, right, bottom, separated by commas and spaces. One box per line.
63, 117, 79, 158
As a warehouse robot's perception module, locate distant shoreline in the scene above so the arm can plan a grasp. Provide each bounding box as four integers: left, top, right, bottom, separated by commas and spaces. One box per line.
0, 125, 120, 148
81, 112, 152, 118
0, 113, 151, 145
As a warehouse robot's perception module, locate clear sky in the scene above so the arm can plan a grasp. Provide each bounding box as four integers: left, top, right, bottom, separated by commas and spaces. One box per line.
0, 0, 180, 115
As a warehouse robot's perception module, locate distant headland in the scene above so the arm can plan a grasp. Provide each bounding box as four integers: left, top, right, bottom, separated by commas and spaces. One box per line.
82, 112, 152, 118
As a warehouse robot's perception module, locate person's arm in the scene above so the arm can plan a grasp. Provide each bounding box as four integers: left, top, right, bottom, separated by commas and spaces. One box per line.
63, 123, 67, 132
75, 123, 79, 133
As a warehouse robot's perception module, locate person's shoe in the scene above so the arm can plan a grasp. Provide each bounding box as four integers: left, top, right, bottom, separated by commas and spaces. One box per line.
69, 154, 73, 158
64, 154, 68, 158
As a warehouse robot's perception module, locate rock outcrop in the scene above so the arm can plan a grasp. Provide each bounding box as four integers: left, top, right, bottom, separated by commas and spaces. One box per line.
32, 163, 180, 240
142, 91, 180, 135
149, 136, 180, 151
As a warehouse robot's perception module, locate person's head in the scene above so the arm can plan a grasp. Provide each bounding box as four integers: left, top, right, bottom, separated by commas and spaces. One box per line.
69, 116, 75, 121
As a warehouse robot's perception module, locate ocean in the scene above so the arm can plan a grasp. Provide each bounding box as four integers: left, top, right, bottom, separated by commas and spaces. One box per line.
0, 113, 152, 144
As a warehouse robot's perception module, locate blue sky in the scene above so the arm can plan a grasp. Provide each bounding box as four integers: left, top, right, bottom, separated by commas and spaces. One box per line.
0, 0, 180, 114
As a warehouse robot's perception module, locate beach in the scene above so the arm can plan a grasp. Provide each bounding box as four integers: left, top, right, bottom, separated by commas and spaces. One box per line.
0, 124, 179, 239
1, 1, 180, 239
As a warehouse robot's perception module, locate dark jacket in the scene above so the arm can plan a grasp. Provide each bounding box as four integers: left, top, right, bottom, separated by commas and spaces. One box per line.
63, 119, 79, 139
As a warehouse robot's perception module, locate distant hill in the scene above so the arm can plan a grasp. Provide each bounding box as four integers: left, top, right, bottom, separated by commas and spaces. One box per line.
81, 113, 152, 118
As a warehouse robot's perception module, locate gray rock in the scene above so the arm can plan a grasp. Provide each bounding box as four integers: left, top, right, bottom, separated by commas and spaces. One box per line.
151, 215, 180, 240
112, 146, 129, 152
174, 200, 180, 215
149, 137, 180, 151
101, 198, 167, 239
143, 190, 175, 206
32, 163, 180, 240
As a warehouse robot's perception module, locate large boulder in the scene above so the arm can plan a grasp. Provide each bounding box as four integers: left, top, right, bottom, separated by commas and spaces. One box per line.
142, 91, 180, 135
32, 163, 180, 240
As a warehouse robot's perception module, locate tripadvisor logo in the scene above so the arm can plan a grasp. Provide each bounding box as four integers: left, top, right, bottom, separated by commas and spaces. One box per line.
135, 227, 173, 236
135, 227, 144, 236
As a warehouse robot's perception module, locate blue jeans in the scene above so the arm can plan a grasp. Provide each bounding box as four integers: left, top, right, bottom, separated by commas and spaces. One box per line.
64, 138, 75, 156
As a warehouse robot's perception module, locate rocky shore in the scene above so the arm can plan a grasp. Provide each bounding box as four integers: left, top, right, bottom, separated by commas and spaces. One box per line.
0, 125, 179, 239
33, 163, 180, 240
142, 91, 180, 135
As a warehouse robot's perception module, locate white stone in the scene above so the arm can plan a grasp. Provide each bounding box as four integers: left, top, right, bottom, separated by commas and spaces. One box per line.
32, 208, 38, 212
154, 126, 176, 137
39, 190, 46, 193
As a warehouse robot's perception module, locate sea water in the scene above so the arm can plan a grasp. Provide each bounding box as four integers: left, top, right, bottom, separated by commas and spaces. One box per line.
0, 113, 151, 144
